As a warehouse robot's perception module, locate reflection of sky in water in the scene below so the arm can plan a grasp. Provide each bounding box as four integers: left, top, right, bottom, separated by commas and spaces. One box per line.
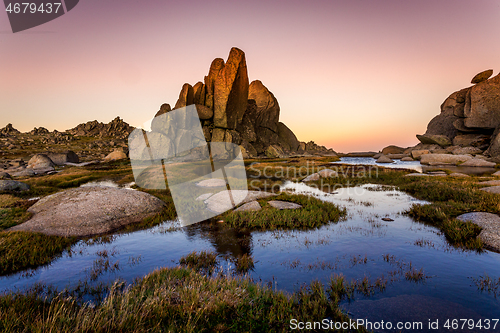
2, 182, 499, 329
332, 157, 423, 172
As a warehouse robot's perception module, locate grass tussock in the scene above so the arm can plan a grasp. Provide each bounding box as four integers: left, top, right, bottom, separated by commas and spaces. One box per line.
0, 266, 368, 333
179, 250, 218, 274
0, 231, 76, 276
222, 193, 346, 230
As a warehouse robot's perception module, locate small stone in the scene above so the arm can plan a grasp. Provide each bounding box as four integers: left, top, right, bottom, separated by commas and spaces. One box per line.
449, 173, 470, 177
376, 155, 394, 163
471, 69, 493, 84
381, 217, 394, 222
410, 150, 430, 160
401, 157, 414, 161
234, 201, 261, 212
103, 149, 127, 162
404, 173, 430, 177
268, 200, 302, 210
493, 171, 500, 177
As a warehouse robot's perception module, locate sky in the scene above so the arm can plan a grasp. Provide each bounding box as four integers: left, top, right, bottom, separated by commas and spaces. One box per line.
1, 0, 500, 153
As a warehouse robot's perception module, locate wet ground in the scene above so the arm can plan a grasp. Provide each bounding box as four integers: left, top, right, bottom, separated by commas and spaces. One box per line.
1, 181, 499, 332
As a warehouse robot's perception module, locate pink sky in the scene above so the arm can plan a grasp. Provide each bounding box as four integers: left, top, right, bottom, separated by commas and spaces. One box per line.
1, 0, 500, 152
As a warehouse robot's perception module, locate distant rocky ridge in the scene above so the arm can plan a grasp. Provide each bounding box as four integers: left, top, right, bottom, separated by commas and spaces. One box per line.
416, 69, 500, 159
148, 47, 334, 158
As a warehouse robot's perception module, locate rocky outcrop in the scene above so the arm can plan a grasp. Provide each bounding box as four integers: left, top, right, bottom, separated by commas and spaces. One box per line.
0, 124, 20, 137
416, 70, 500, 159
66, 116, 134, 139
143, 48, 334, 158
48, 151, 79, 165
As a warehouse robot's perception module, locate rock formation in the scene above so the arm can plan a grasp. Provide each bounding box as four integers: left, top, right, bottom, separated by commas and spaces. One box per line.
66, 116, 134, 139
148, 47, 334, 158
417, 69, 500, 158
0, 124, 20, 137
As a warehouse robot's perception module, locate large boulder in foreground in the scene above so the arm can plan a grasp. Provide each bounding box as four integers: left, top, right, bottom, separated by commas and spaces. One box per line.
9, 187, 166, 237
213, 47, 249, 129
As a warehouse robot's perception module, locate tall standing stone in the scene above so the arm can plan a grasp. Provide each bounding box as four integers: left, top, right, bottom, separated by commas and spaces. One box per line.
213, 47, 249, 129
193, 81, 206, 106
174, 83, 194, 110
204, 58, 225, 110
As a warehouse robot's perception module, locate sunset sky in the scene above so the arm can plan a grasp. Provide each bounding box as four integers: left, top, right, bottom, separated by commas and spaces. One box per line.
1, 0, 500, 152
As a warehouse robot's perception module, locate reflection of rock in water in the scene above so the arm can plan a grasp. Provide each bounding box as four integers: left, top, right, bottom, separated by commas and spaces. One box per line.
184, 222, 252, 258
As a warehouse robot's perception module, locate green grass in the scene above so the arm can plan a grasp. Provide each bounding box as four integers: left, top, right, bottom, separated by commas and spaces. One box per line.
0, 208, 32, 230
0, 231, 76, 275
221, 193, 346, 230
0, 266, 369, 333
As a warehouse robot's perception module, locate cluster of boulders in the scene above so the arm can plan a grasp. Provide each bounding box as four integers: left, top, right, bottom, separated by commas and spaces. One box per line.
0, 123, 20, 137
412, 69, 500, 162
147, 47, 334, 159
373, 70, 500, 167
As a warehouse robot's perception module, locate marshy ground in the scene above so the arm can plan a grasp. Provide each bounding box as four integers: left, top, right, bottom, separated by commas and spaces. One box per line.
1, 156, 500, 332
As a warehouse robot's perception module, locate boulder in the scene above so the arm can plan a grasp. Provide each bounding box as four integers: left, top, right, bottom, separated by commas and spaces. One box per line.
421, 109, 459, 140
173, 83, 194, 110
386, 154, 409, 159
248, 80, 280, 133
268, 200, 302, 210
213, 48, 249, 129
0, 180, 29, 191
485, 125, 500, 157
192, 82, 206, 105
416, 134, 452, 147
204, 190, 275, 214
302, 173, 320, 182
277, 122, 299, 151
234, 201, 261, 212
318, 168, 338, 178
464, 73, 500, 129
10, 168, 36, 178
27, 154, 55, 169
9, 187, 166, 237
460, 159, 496, 168
453, 134, 490, 147
195, 104, 213, 120
150, 104, 172, 134
453, 118, 477, 132
376, 155, 394, 163
401, 157, 414, 161
103, 149, 128, 162
265, 145, 286, 158
196, 178, 226, 188
420, 154, 472, 165
47, 151, 79, 165
411, 150, 430, 160
452, 147, 483, 155
204, 58, 225, 110
381, 145, 405, 155
471, 69, 493, 84
456, 212, 500, 251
